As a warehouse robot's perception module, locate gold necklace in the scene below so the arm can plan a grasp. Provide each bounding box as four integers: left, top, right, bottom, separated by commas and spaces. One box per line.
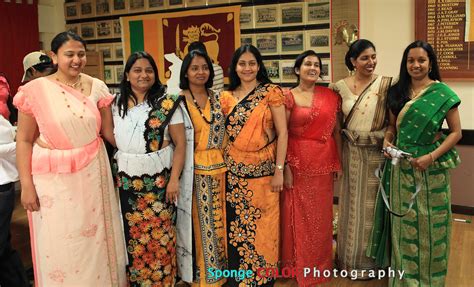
410, 80, 434, 99
56, 75, 82, 88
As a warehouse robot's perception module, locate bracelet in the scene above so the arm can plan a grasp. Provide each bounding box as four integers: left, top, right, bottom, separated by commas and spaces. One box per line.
429, 152, 435, 163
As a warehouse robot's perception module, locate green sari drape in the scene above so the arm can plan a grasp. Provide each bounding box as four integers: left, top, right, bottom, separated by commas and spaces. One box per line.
367, 82, 461, 287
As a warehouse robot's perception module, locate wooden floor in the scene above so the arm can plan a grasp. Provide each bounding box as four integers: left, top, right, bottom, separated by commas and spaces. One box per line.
10, 190, 473, 286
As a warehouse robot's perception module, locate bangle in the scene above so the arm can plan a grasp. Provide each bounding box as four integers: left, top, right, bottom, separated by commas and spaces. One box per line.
276, 164, 284, 171
429, 152, 435, 163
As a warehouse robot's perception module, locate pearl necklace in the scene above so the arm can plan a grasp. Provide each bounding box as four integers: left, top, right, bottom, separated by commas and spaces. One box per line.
56, 75, 82, 89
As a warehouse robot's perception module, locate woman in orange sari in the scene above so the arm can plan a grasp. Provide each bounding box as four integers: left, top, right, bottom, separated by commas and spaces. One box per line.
281, 50, 342, 286
220, 44, 287, 286
179, 49, 227, 286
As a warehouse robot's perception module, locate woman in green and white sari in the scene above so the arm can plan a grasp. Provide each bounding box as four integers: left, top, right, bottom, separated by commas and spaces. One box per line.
368, 40, 462, 287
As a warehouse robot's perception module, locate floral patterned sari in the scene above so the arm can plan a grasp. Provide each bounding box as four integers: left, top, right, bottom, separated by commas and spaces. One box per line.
221, 83, 284, 286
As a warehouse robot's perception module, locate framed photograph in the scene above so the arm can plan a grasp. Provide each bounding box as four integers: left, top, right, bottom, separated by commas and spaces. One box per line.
104, 65, 116, 84
80, 0, 96, 18
115, 65, 125, 83
280, 31, 304, 55
263, 60, 280, 83
185, 0, 206, 7
306, 1, 330, 24
320, 58, 331, 83
254, 5, 279, 28
114, 43, 124, 61
280, 60, 297, 83
148, 0, 166, 10
240, 34, 255, 46
96, 20, 113, 39
86, 43, 98, 52
112, 0, 128, 14
64, 2, 79, 20
98, 44, 114, 61
113, 19, 122, 38
167, 0, 183, 8
129, 0, 146, 12
96, 0, 112, 16
280, 2, 304, 26
81, 22, 96, 40
305, 29, 330, 53
207, 0, 228, 5
255, 33, 278, 55
240, 6, 254, 29
65, 24, 80, 36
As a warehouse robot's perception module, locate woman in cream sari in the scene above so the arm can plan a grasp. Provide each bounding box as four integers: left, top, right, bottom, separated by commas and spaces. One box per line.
331, 39, 391, 278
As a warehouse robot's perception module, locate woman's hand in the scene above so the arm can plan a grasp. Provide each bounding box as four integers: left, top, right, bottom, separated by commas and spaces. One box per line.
271, 170, 284, 192
21, 184, 40, 212
283, 166, 293, 189
166, 178, 180, 204
411, 154, 433, 171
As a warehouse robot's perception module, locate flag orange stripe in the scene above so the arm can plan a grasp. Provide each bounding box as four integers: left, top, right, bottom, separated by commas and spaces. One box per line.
143, 19, 160, 64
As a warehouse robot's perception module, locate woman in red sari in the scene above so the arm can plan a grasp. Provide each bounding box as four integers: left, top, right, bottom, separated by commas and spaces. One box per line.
281, 50, 342, 286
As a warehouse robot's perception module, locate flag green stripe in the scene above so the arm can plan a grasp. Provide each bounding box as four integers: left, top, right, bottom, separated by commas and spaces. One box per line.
129, 20, 144, 52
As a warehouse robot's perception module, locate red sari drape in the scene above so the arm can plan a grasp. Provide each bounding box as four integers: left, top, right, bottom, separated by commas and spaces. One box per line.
281, 86, 341, 286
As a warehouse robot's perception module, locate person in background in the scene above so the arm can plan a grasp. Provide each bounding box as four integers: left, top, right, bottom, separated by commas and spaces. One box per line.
188, 41, 224, 94
111, 51, 194, 285
0, 74, 29, 287
369, 40, 462, 287
220, 44, 287, 286
14, 31, 127, 286
179, 49, 227, 286
281, 50, 342, 286
20, 51, 56, 85
330, 39, 392, 278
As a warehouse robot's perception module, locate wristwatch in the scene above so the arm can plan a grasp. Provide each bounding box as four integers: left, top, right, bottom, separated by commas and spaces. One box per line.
276, 164, 284, 171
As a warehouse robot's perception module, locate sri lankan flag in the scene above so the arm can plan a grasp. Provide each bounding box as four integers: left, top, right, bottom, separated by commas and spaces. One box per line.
121, 6, 241, 84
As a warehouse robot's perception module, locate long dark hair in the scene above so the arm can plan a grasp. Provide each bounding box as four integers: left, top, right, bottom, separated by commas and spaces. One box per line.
387, 40, 441, 115
115, 51, 165, 118
293, 50, 322, 83
344, 39, 376, 71
179, 49, 214, 89
228, 44, 271, 91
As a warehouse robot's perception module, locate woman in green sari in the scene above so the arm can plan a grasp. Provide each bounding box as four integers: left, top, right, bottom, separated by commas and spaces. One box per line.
368, 40, 462, 287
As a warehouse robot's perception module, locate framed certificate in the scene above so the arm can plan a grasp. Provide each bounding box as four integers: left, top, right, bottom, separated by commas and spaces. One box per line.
129, 0, 146, 12
185, 0, 205, 8
167, 0, 183, 9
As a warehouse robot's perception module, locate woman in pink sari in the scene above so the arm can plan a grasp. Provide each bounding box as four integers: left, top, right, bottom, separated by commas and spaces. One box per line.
281, 50, 342, 286
14, 31, 127, 286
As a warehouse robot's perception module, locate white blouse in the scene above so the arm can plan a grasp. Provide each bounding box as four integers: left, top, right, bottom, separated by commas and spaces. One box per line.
0, 116, 18, 184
